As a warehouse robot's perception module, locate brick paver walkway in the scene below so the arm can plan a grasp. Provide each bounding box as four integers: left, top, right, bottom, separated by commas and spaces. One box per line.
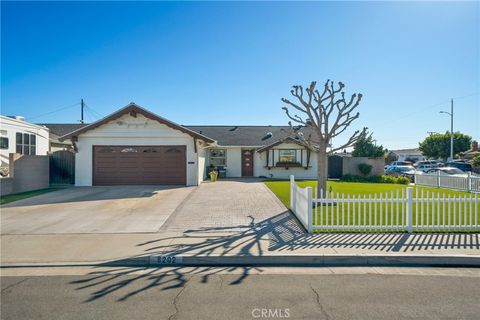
159, 179, 301, 233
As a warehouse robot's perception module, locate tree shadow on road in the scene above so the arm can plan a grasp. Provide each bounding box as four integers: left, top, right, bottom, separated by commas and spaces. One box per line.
69, 210, 479, 303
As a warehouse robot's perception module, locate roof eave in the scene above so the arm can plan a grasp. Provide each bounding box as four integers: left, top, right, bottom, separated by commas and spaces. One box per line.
58, 103, 215, 143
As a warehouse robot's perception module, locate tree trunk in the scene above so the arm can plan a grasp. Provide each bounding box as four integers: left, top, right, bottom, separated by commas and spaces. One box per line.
316, 147, 328, 197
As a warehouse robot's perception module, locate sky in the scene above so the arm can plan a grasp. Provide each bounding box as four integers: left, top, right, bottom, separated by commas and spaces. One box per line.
1, 1, 479, 150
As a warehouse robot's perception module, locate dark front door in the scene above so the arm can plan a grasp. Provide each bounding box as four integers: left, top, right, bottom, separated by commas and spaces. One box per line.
241, 150, 254, 176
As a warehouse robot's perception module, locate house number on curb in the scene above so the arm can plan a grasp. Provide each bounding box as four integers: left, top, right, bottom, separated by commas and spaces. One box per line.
149, 255, 183, 265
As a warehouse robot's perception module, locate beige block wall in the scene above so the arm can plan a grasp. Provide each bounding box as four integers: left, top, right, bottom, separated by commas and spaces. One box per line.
1, 154, 50, 196
342, 157, 385, 176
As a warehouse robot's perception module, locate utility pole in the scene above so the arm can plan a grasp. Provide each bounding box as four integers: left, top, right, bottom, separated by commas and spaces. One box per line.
440, 98, 454, 161
80, 99, 84, 124
450, 98, 454, 161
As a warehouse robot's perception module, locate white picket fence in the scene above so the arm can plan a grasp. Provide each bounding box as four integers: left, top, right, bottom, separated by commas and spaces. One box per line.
289, 175, 480, 233
415, 172, 480, 193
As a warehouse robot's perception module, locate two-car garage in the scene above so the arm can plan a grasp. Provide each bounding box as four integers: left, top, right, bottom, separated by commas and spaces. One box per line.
61, 103, 214, 187
92, 145, 186, 185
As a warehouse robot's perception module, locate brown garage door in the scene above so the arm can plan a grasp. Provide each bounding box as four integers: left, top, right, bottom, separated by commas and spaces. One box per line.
93, 146, 186, 185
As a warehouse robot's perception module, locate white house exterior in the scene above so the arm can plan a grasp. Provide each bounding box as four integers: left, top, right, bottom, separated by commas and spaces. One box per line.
0, 115, 49, 174
61, 104, 213, 186
60, 103, 319, 186
391, 148, 425, 162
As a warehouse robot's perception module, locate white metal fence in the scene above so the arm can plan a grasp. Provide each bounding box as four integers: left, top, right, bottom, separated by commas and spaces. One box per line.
289, 175, 480, 233
415, 172, 480, 193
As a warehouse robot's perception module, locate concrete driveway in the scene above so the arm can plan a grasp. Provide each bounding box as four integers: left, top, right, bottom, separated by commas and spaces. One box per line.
1, 179, 298, 235
1, 186, 195, 234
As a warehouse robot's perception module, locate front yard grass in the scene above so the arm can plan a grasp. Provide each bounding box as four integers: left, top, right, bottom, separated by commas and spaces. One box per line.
264, 180, 479, 232
0, 187, 65, 205
264, 180, 473, 208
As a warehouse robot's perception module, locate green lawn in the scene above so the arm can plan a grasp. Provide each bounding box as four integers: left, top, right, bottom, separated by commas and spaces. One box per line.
264, 180, 479, 232
0, 187, 65, 205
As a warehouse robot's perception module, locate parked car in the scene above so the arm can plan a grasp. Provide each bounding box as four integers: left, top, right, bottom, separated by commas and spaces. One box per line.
385, 165, 417, 181
413, 160, 440, 172
446, 161, 473, 172
426, 167, 468, 176
384, 161, 413, 173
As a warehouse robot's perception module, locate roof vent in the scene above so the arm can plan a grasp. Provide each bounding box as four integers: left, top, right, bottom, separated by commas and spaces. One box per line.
7, 115, 25, 121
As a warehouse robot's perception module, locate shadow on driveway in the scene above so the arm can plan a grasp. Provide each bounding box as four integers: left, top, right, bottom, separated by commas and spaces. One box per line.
1, 185, 186, 208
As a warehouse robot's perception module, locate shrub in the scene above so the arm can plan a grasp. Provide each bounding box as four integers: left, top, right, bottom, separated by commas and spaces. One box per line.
471, 153, 480, 167
357, 163, 373, 176
339, 174, 409, 185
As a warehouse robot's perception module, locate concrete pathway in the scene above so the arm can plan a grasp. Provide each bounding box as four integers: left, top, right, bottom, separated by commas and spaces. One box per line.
2, 230, 479, 266
159, 179, 295, 233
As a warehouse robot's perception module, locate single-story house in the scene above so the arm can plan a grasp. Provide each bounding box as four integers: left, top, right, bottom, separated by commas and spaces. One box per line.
460, 141, 479, 161
60, 103, 318, 186
389, 148, 425, 163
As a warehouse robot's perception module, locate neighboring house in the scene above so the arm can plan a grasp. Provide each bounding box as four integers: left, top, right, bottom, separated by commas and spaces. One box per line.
0, 115, 49, 176
460, 141, 479, 161
38, 123, 89, 152
389, 148, 425, 163
59, 103, 318, 187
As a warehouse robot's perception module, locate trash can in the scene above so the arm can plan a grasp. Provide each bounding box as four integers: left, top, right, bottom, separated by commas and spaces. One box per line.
217, 166, 227, 178
209, 170, 218, 182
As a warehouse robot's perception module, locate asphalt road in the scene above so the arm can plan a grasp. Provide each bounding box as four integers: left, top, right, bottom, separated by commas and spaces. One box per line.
2, 268, 480, 320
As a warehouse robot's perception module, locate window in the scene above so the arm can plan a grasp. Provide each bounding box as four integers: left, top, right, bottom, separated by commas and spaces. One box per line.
0, 137, 8, 149
209, 149, 226, 166
15, 132, 36, 155
279, 150, 296, 163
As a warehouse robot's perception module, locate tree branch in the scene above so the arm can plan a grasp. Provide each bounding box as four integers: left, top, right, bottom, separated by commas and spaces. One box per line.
328, 127, 368, 154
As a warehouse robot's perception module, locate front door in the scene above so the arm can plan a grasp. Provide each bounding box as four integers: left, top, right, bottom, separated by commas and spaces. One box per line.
241, 150, 254, 176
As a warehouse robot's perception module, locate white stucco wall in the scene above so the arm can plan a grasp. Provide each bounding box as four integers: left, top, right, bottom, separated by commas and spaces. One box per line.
196, 139, 207, 184
204, 143, 318, 179
205, 147, 243, 178
74, 113, 202, 186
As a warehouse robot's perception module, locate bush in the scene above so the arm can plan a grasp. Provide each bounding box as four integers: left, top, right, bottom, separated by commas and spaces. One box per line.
339, 174, 409, 185
357, 163, 373, 176
471, 153, 480, 167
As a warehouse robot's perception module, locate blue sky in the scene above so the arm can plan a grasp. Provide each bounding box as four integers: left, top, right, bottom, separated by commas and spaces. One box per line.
1, 1, 479, 150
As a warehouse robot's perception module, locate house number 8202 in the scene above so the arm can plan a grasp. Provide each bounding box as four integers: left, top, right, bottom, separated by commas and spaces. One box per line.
149, 255, 182, 265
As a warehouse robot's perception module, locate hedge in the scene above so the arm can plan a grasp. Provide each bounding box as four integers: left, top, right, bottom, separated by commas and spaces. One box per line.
339, 174, 410, 185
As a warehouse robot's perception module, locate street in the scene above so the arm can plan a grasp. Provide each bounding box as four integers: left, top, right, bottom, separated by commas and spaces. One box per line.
2, 267, 480, 320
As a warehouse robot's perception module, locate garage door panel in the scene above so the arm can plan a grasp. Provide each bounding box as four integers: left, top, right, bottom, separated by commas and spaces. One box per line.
93, 145, 186, 185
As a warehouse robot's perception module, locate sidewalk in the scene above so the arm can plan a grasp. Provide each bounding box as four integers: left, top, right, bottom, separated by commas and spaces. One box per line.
2, 227, 480, 267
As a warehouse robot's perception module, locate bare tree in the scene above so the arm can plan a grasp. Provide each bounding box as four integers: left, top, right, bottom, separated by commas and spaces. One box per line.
281, 80, 367, 193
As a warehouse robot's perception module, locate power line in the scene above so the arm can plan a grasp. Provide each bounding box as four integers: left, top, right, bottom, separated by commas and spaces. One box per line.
83, 103, 104, 119
26, 102, 80, 121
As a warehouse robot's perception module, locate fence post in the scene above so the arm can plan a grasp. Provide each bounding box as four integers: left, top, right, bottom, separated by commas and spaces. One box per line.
467, 172, 472, 192
437, 171, 441, 188
406, 187, 413, 233
306, 186, 313, 233
290, 175, 295, 210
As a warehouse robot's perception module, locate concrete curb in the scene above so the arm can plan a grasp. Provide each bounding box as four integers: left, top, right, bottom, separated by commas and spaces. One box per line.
2, 254, 480, 268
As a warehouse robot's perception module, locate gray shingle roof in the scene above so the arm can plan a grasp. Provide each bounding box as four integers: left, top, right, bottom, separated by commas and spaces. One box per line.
39, 123, 312, 147
38, 123, 89, 137
185, 126, 309, 146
